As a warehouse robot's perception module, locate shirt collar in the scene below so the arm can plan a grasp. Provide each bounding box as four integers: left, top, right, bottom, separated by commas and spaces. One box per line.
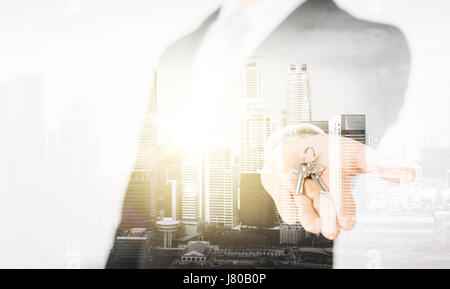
218, 0, 304, 29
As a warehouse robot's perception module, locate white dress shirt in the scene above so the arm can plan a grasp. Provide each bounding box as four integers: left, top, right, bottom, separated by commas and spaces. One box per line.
182, 0, 305, 147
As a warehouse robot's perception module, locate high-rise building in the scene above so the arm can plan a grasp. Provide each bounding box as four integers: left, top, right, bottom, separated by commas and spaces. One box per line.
181, 161, 202, 224
328, 114, 366, 213
239, 57, 266, 173
243, 56, 264, 100
240, 173, 277, 228
265, 110, 288, 140
121, 71, 159, 229
167, 179, 179, 220
205, 147, 238, 228
240, 102, 266, 173
329, 114, 366, 144
134, 71, 158, 170
121, 172, 153, 229
163, 163, 182, 220
286, 64, 311, 125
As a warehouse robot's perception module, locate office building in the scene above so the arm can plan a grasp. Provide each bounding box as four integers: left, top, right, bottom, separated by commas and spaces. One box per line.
240, 57, 266, 173
121, 71, 159, 228
286, 64, 311, 125
240, 173, 277, 228
329, 114, 366, 144
328, 114, 366, 214
181, 161, 202, 224
162, 163, 182, 220
108, 228, 150, 267
205, 147, 238, 228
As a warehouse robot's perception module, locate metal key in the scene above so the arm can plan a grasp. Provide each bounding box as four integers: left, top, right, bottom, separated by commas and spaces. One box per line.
291, 147, 328, 195
310, 162, 328, 193
291, 163, 311, 195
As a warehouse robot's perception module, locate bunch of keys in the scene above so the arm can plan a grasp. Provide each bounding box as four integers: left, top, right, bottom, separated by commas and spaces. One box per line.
291, 147, 328, 195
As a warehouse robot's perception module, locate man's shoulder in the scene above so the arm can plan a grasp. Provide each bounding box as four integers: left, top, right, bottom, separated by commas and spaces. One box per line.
157, 10, 218, 69
279, 4, 409, 53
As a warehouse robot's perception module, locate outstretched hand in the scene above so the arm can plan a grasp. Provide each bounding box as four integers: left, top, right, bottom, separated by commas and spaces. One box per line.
261, 134, 415, 240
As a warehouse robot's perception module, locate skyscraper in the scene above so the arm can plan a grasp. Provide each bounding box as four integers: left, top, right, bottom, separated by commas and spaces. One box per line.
239, 57, 266, 173
286, 63, 311, 125
167, 179, 178, 219
329, 114, 366, 144
328, 114, 366, 213
243, 56, 264, 100
205, 147, 238, 228
156, 160, 182, 221
180, 161, 202, 224
265, 110, 288, 140
240, 173, 277, 228
120, 71, 159, 229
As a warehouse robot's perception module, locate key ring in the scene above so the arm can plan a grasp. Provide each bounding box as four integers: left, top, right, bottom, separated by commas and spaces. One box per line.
292, 146, 329, 195
302, 146, 317, 163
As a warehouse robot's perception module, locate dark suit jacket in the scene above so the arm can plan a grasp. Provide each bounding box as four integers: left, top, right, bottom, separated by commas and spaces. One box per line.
107, 0, 410, 269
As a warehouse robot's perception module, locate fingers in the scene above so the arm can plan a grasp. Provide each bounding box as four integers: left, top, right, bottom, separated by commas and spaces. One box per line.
294, 173, 340, 239
273, 171, 353, 239
327, 162, 356, 231
293, 194, 320, 234
303, 179, 321, 212
336, 181, 357, 231
319, 194, 340, 240
272, 173, 298, 225
278, 193, 298, 225
301, 179, 340, 239
276, 172, 322, 230
293, 185, 340, 239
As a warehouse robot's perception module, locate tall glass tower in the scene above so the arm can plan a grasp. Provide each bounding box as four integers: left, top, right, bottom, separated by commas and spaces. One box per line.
120, 70, 158, 229
239, 57, 266, 173
328, 114, 366, 218
286, 63, 311, 125
205, 147, 238, 228
180, 161, 202, 224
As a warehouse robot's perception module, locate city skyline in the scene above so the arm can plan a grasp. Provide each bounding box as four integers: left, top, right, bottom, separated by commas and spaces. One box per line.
4, 54, 444, 270
107, 56, 374, 269
3, 67, 448, 269
124, 58, 373, 229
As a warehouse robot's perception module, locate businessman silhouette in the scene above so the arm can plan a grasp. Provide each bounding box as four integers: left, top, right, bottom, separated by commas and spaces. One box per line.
108, 0, 411, 268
